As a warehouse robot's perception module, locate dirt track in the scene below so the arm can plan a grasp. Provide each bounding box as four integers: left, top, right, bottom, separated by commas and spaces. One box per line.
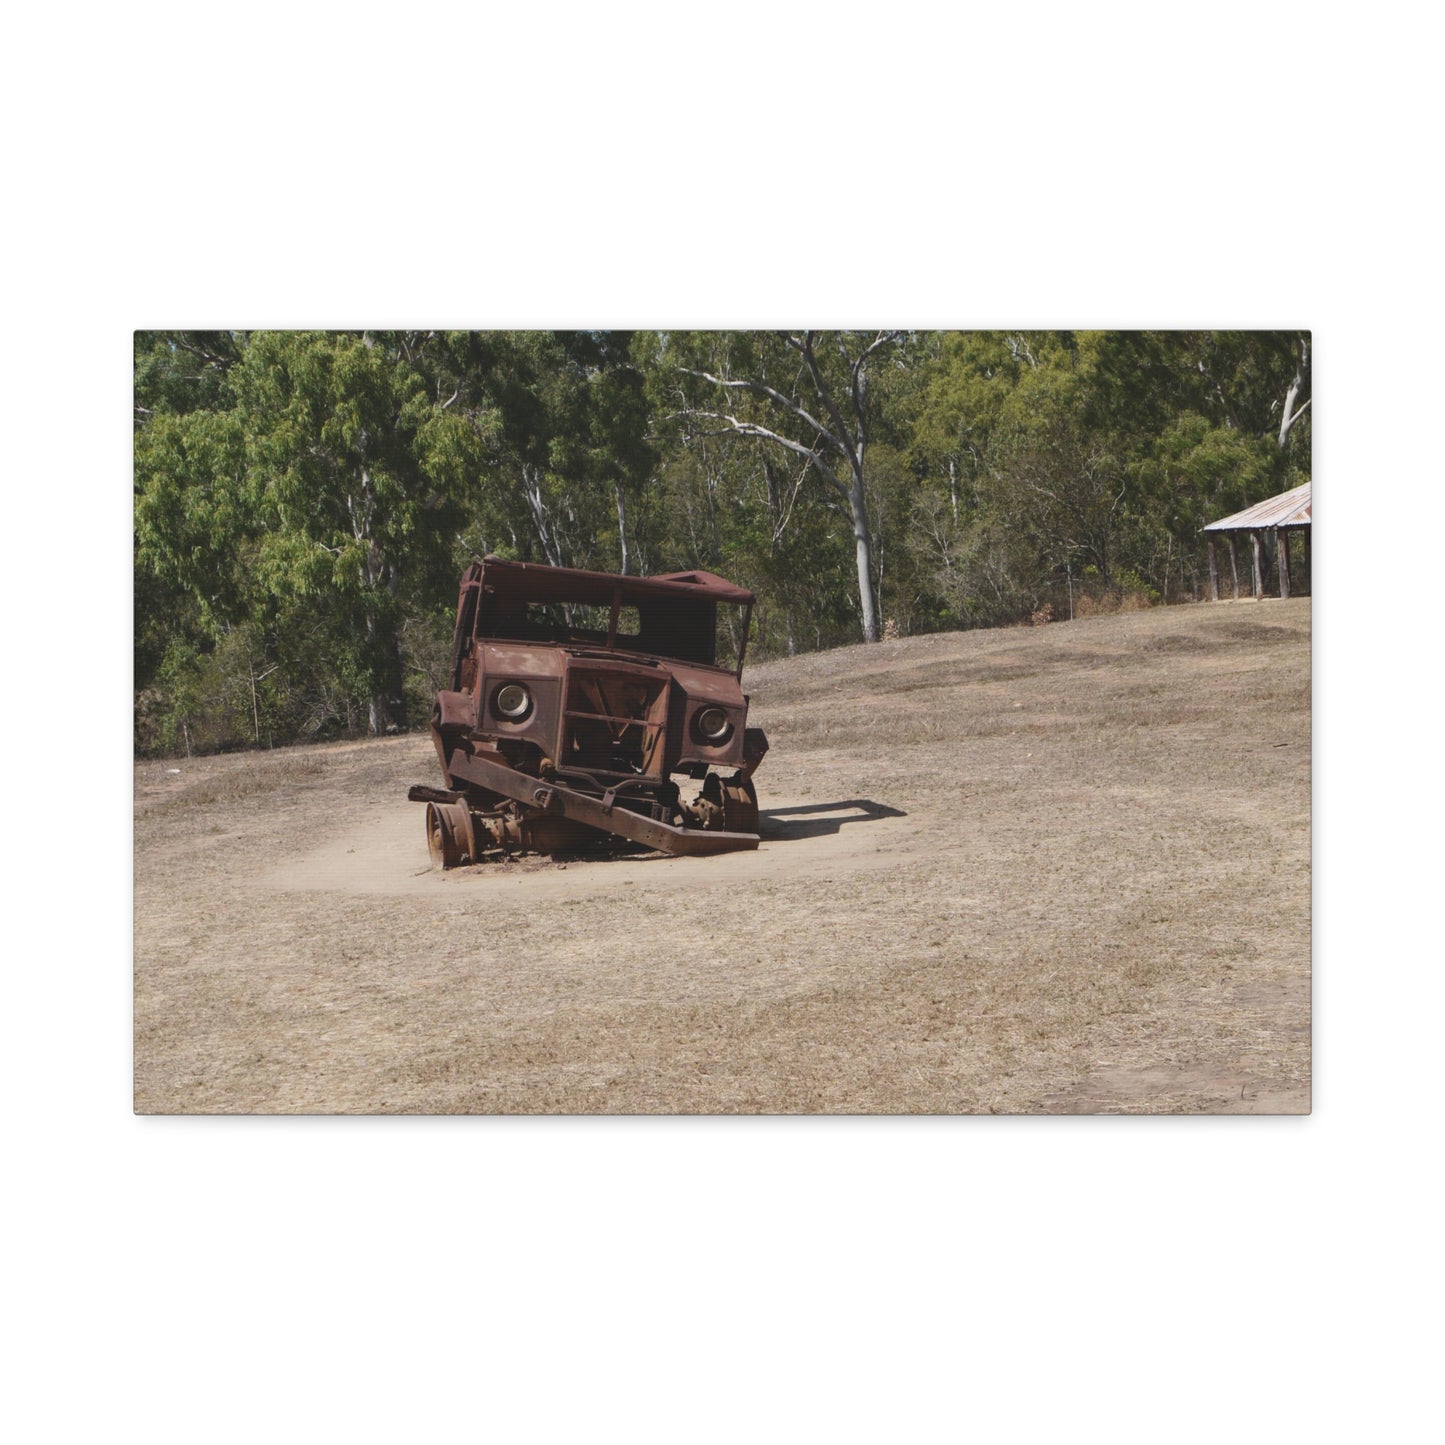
134, 598, 1310, 1113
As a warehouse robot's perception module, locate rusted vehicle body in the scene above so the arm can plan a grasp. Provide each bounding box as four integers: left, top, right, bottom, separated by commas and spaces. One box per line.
410, 556, 768, 865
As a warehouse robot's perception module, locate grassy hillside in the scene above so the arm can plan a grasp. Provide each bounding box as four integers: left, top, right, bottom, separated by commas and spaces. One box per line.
134, 597, 1311, 1113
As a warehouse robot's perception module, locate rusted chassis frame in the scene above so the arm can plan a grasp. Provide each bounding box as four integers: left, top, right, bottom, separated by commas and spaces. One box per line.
415, 749, 761, 865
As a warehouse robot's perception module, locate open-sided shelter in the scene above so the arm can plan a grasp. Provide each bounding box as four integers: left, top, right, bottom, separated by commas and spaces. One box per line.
1202, 482, 1311, 600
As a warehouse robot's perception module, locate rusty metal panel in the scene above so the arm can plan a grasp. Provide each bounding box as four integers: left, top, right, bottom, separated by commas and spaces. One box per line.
446, 751, 760, 858
478, 643, 568, 678
470, 554, 755, 606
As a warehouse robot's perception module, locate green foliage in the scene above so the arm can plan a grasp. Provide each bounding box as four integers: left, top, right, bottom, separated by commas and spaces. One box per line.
134, 407, 249, 632
135, 329, 1311, 755
134, 331, 242, 423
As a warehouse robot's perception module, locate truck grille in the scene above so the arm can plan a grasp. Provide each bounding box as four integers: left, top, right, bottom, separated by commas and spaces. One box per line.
562, 666, 668, 775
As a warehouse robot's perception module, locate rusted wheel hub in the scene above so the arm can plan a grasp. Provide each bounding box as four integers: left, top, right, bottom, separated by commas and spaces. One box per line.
425, 799, 476, 868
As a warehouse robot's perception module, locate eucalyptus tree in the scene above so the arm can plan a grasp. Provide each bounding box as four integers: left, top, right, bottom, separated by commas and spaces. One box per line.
410, 330, 655, 574
904, 332, 1096, 616
1087, 331, 1311, 466
665, 330, 907, 643
231, 330, 481, 735
1081, 331, 1311, 596
642, 413, 857, 658
133, 330, 244, 426
549, 331, 656, 574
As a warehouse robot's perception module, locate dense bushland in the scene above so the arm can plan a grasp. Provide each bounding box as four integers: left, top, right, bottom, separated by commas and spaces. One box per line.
134, 329, 1309, 755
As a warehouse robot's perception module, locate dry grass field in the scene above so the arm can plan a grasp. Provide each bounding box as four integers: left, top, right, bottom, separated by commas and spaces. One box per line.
134, 597, 1310, 1114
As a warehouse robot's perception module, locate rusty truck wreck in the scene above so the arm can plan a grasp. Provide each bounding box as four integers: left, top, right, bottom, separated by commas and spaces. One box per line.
410, 556, 769, 865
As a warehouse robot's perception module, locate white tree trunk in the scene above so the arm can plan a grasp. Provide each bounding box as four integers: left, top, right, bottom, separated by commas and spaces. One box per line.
522, 463, 564, 568
850, 471, 881, 643
615, 483, 629, 575
364, 610, 384, 736
1278, 337, 1311, 450
854, 526, 880, 642
845, 422, 882, 642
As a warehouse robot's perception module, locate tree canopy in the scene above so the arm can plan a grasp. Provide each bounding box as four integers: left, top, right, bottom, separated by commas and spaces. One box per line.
134, 328, 1310, 754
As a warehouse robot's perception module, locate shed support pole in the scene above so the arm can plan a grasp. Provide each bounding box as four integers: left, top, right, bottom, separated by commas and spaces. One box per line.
1207, 538, 1219, 601
1228, 536, 1239, 599
1251, 530, 1264, 600
1277, 530, 1291, 600
1304, 530, 1311, 593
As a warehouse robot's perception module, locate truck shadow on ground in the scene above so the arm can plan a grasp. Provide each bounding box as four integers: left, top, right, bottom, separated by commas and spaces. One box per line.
758, 799, 907, 841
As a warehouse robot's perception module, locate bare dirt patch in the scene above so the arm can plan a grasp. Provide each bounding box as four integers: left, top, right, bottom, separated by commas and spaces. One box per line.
134, 597, 1310, 1113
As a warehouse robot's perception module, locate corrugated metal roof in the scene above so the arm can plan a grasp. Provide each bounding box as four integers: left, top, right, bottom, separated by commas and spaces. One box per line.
1202, 482, 1311, 532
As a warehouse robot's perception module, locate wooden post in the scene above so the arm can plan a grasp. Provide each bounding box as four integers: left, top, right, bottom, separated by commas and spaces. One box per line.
1251, 530, 1264, 599
1277, 529, 1291, 600
1227, 535, 1239, 599
1304, 529, 1311, 594
1207, 537, 1219, 601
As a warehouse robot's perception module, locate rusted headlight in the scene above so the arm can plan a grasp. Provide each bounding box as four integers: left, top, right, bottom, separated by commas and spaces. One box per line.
695, 706, 732, 742
494, 683, 532, 720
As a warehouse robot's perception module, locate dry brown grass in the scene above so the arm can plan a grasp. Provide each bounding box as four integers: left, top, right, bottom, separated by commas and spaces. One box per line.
134, 597, 1310, 1114
137, 751, 329, 815
1073, 587, 1157, 618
